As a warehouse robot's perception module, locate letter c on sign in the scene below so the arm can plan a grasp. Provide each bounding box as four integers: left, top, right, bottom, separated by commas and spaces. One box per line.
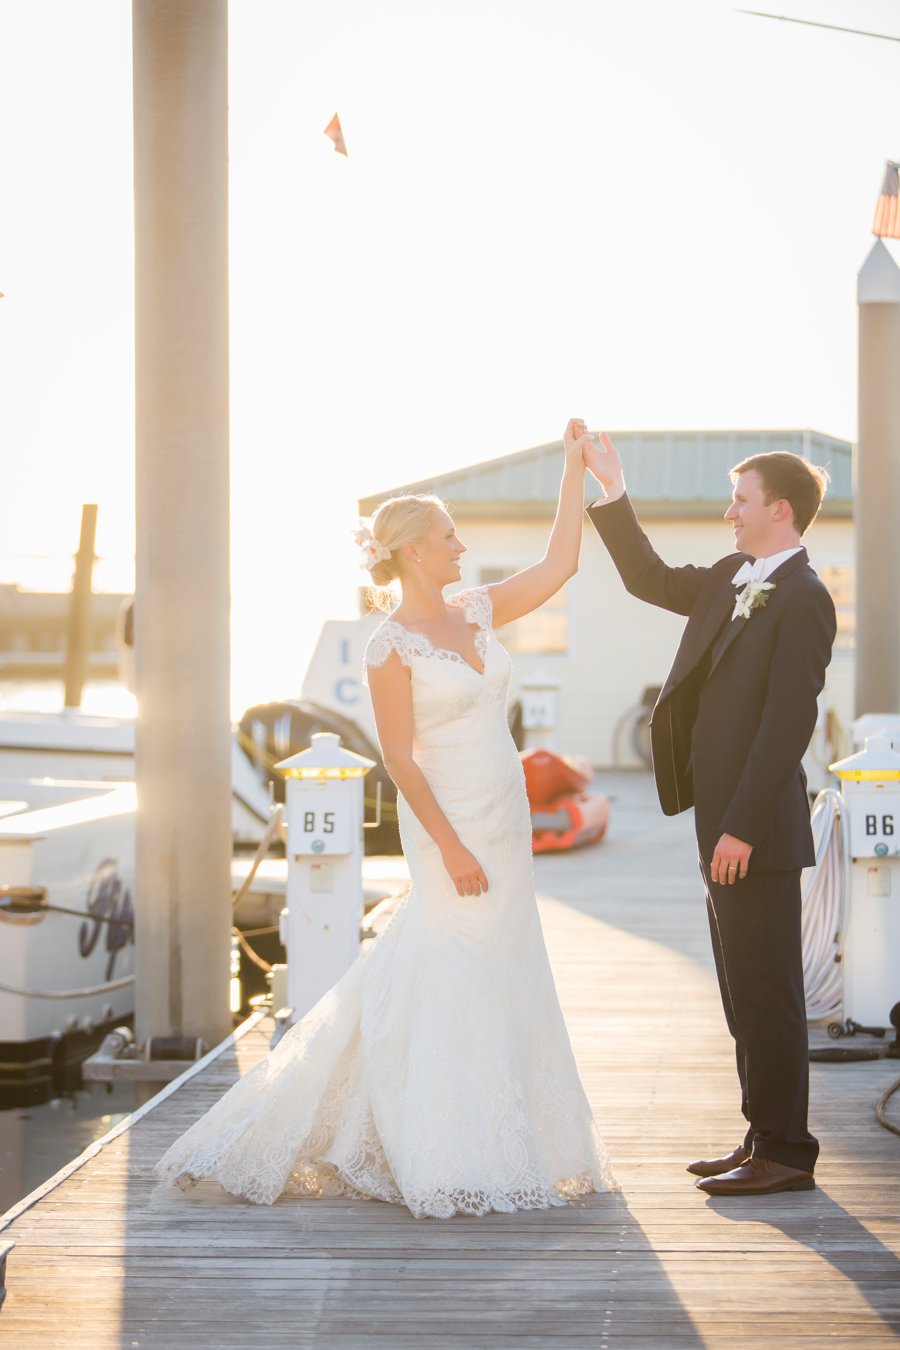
335, 677, 358, 706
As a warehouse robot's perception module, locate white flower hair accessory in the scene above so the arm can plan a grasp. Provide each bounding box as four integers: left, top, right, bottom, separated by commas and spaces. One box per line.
352, 524, 392, 572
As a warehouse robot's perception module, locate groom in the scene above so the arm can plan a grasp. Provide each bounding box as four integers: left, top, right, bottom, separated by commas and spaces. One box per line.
581, 428, 836, 1196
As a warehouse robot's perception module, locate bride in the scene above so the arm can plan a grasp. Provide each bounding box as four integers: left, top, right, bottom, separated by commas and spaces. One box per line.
155, 418, 613, 1218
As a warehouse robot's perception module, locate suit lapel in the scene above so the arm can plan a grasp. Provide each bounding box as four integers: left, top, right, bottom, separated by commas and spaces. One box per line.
694, 583, 737, 656
708, 547, 809, 676
709, 602, 746, 673
680, 553, 751, 672
766, 547, 809, 584
659, 579, 737, 701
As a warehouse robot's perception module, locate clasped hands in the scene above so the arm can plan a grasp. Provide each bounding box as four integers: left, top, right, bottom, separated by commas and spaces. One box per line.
563, 419, 626, 501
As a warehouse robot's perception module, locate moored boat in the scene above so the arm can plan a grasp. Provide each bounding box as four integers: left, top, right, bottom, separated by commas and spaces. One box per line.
0, 780, 136, 1106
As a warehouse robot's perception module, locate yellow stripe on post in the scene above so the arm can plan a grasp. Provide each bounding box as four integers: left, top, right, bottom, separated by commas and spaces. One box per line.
833, 769, 900, 781
283, 767, 368, 780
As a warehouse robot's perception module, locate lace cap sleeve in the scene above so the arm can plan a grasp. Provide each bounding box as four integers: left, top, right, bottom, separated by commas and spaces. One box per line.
363, 621, 410, 681
447, 585, 493, 629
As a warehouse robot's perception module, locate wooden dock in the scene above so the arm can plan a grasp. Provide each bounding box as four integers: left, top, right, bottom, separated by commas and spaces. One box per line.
1, 772, 898, 1347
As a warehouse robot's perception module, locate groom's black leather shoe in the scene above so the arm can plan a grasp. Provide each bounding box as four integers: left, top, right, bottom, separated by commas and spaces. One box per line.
695, 1156, 815, 1195
686, 1144, 750, 1178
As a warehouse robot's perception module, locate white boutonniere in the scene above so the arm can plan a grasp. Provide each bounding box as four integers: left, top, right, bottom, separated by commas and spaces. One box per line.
733, 580, 775, 620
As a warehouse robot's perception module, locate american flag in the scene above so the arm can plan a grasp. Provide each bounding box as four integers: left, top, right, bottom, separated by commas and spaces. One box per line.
872, 160, 900, 238
324, 113, 348, 158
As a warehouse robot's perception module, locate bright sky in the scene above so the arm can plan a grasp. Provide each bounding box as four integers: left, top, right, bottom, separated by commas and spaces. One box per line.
0, 0, 896, 714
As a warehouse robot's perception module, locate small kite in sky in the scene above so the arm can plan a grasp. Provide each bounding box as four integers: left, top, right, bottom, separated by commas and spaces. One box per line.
324, 113, 348, 157
872, 160, 900, 238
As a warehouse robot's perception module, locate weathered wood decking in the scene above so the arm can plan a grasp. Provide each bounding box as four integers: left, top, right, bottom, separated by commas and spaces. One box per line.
1, 773, 898, 1348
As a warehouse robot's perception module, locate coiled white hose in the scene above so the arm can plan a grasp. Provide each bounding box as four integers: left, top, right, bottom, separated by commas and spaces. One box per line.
801, 787, 849, 1020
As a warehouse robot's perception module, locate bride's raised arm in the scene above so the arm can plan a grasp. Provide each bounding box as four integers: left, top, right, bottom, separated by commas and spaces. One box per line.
486, 418, 591, 629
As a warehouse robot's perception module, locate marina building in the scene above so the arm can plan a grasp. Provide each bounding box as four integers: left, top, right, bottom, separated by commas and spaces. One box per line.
0, 585, 130, 682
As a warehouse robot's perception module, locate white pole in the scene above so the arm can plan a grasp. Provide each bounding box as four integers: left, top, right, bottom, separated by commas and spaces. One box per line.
133, 0, 232, 1049
520, 669, 561, 752
63, 503, 98, 709
857, 240, 900, 717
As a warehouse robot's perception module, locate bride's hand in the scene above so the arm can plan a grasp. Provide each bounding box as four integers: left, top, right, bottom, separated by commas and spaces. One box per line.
563, 418, 593, 470
441, 840, 489, 897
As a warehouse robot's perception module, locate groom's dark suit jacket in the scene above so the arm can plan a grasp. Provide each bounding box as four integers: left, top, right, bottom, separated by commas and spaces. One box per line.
588, 495, 837, 871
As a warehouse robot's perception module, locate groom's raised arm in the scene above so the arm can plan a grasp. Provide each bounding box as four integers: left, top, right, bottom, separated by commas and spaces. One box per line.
587, 496, 707, 616
582, 431, 710, 616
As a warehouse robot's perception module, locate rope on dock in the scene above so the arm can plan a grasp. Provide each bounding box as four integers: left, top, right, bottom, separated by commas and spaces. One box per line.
230, 804, 286, 976
233, 928, 274, 974
231, 805, 285, 912
0, 974, 135, 999
876, 1077, 900, 1138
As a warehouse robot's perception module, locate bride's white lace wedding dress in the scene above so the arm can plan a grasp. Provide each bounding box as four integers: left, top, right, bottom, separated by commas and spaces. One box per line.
155, 587, 612, 1218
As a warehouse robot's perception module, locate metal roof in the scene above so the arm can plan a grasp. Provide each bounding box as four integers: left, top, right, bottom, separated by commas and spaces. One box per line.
358, 429, 853, 520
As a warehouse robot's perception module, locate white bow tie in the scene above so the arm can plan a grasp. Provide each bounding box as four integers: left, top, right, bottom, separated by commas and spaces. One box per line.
732, 557, 769, 587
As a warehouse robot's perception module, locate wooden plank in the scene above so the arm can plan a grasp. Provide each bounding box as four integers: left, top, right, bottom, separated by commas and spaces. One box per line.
0, 773, 898, 1347
0, 1240, 11, 1311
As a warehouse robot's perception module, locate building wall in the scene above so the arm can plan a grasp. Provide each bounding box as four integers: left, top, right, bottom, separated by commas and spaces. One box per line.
457, 513, 854, 767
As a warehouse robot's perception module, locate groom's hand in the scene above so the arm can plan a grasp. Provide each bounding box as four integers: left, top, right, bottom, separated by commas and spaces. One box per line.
711, 833, 753, 885
582, 431, 626, 503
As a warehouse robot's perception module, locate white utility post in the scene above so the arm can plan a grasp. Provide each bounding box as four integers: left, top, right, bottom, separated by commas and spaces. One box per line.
520, 669, 562, 751
857, 239, 900, 717
133, 0, 233, 1053
275, 734, 375, 1029
831, 735, 900, 1028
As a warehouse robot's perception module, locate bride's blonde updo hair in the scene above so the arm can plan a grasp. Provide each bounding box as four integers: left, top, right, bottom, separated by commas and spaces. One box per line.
366, 493, 446, 590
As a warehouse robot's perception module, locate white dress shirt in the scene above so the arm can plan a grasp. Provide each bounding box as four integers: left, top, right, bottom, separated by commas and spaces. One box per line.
731, 546, 803, 586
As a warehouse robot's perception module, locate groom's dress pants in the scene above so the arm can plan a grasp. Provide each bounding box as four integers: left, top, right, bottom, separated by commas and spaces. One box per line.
699, 857, 819, 1175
